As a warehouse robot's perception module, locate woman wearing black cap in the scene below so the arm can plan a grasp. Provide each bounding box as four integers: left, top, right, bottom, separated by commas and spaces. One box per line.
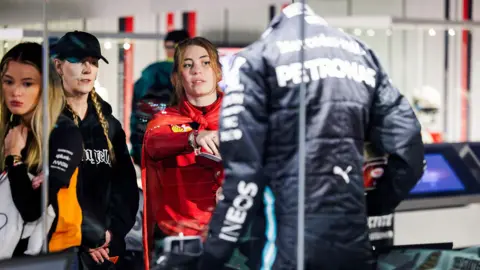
51, 31, 139, 270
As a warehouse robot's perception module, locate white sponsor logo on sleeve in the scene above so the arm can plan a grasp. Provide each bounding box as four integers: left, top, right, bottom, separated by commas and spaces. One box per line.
219, 181, 259, 242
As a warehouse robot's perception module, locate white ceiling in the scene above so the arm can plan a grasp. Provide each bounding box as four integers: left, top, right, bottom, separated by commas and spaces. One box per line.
0, 0, 383, 26
0, 0, 296, 25
0, 0, 190, 25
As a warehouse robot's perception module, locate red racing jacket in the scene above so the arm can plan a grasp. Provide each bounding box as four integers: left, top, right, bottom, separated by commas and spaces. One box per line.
141, 94, 224, 269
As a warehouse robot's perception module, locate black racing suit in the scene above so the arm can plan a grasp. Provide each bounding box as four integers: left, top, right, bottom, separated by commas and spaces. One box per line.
198, 3, 425, 270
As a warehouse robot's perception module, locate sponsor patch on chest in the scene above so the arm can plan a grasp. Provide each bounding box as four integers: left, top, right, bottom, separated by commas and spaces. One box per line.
170, 124, 192, 133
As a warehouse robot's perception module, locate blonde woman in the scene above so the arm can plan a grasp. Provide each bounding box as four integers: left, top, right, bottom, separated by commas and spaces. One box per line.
0, 42, 84, 258
51, 31, 139, 269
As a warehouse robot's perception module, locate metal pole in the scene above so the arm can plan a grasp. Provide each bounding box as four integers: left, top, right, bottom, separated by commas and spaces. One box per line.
297, 0, 306, 269
155, 13, 160, 61
416, 29, 424, 93
387, 30, 393, 74
223, 9, 230, 45
453, 0, 460, 141
401, 0, 407, 96
452, 0, 462, 141
41, 0, 50, 254
443, 0, 451, 140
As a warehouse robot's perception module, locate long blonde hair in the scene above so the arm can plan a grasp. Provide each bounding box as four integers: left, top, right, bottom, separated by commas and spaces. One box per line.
170, 37, 223, 106
0, 42, 65, 172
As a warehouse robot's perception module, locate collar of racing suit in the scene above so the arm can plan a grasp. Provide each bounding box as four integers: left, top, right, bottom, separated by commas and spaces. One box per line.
177, 92, 224, 130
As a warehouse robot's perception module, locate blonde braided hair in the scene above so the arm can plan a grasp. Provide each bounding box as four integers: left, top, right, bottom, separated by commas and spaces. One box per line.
90, 88, 116, 165
65, 103, 80, 126
64, 102, 87, 161
65, 88, 116, 166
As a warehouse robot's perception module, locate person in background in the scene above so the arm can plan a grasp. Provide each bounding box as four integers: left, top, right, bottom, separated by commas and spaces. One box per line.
198, 3, 424, 269
51, 31, 139, 270
141, 37, 224, 270
0, 42, 84, 260
130, 29, 190, 166
411, 85, 443, 143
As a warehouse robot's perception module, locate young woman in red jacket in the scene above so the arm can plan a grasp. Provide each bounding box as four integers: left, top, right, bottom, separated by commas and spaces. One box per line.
141, 37, 224, 268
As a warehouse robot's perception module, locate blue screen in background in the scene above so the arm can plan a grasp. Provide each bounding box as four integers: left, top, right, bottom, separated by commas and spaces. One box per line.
410, 154, 465, 194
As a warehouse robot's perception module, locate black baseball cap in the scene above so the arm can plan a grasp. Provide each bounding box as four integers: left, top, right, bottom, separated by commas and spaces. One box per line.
50, 31, 109, 64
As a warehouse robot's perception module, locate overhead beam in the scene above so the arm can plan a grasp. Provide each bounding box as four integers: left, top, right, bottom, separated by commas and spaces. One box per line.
391, 17, 480, 30
0, 29, 165, 41
3, 16, 480, 42
0, 0, 191, 26
325, 16, 480, 30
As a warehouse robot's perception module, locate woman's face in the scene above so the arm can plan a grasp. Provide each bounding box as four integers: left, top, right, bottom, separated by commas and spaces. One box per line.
180, 45, 216, 99
55, 57, 99, 96
2, 61, 41, 118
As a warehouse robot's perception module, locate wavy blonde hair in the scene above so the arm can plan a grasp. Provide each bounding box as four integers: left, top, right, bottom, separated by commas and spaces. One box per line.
0, 42, 65, 172
170, 37, 223, 106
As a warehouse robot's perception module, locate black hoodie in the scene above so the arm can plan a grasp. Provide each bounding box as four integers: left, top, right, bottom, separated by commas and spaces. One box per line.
62, 94, 139, 258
